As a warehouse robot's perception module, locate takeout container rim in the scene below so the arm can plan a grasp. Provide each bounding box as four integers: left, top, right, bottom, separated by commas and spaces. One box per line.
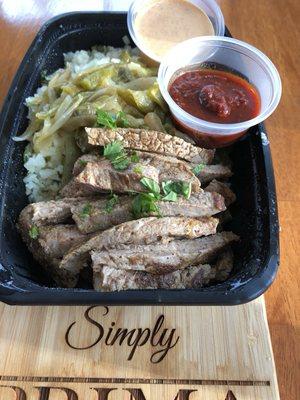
0, 11, 279, 306
157, 36, 282, 134
127, 0, 225, 63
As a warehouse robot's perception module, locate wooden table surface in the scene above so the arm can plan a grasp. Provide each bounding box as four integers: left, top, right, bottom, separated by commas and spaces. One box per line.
0, 0, 299, 398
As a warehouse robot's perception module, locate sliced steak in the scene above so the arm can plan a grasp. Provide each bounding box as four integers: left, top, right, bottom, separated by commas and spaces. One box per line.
69, 152, 200, 196
92, 231, 239, 274
193, 164, 232, 184
37, 225, 89, 259
71, 196, 134, 233
80, 127, 215, 164
209, 249, 234, 282
59, 216, 219, 274
73, 153, 100, 175
66, 157, 160, 195
18, 198, 89, 227
18, 223, 90, 287
205, 179, 236, 206
93, 264, 212, 291
60, 178, 100, 198
71, 191, 225, 234
137, 151, 201, 191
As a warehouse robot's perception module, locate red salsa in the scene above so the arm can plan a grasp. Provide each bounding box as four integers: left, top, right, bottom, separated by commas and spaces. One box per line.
169, 68, 261, 124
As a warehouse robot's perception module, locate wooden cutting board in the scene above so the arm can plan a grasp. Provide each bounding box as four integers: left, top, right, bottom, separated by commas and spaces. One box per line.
0, 296, 279, 400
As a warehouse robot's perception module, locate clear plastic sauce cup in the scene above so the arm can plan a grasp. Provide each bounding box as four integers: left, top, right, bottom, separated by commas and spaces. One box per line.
127, 0, 225, 65
158, 36, 282, 147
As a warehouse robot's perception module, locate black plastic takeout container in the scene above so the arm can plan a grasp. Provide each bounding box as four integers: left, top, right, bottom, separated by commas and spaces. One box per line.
0, 12, 279, 305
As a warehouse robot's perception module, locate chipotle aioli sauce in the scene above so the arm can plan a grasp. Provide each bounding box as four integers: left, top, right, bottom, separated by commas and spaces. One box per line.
135, 0, 214, 59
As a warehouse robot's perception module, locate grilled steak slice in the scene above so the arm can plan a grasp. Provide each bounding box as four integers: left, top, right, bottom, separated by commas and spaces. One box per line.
80, 127, 215, 164
18, 223, 89, 287
193, 164, 232, 184
92, 231, 238, 274
73, 153, 100, 175
60, 178, 99, 198
209, 249, 234, 282
93, 264, 212, 291
36, 225, 89, 259
71, 196, 134, 233
68, 151, 200, 196
72, 191, 225, 234
65, 157, 160, 195
18, 198, 89, 227
136, 151, 201, 191
59, 216, 219, 274
204, 179, 236, 206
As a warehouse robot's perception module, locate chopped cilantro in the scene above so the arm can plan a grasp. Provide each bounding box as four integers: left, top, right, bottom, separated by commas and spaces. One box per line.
116, 111, 129, 127
96, 110, 129, 129
140, 177, 160, 197
181, 181, 192, 199
132, 193, 161, 218
80, 203, 92, 219
29, 225, 39, 240
79, 159, 87, 167
162, 180, 192, 199
162, 191, 178, 202
131, 151, 140, 163
112, 153, 131, 170
192, 163, 204, 175
96, 110, 117, 129
103, 140, 123, 159
105, 194, 119, 214
103, 141, 130, 171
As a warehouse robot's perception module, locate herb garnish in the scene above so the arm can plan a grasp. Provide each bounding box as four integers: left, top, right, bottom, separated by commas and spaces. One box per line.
130, 151, 140, 163
140, 177, 160, 197
105, 194, 119, 214
29, 225, 39, 240
80, 203, 92, 219
132, 193, 161, 218
96, 110, 129, 129
116, 111, 129, 127
162, 180, 192, 199
132, 177, 192, 218
192, 163, 204, 175
103, 141, 139, 171
162, 191, 177, 202
103, 141, 130, 170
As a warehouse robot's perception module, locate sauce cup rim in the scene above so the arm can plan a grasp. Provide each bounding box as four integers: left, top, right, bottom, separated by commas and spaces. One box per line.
127, 0, 225, 64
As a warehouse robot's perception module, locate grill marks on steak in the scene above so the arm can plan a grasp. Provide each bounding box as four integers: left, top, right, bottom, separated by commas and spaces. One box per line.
80, 127, 215, 164
94, 264, 213, 291
71, 191, 226, 234
59, 216, 220, 275
91, 231, 238, 275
